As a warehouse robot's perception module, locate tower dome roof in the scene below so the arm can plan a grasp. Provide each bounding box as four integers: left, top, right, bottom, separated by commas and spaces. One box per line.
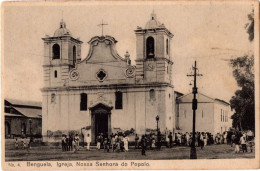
145, 11, 164, 29
53, 19, 72, 37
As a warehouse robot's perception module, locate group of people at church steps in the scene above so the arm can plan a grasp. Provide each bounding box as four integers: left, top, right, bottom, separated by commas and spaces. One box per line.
96, 131, 166, 155
61, 134, 80, 153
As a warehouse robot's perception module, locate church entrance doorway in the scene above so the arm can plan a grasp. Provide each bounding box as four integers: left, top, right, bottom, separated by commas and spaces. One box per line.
90, 103, 112, 143
95, 113, 108, 138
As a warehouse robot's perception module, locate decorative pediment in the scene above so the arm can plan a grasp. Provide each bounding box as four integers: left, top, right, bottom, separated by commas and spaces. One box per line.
89, 103, 113, 112
82, 35, 126, 62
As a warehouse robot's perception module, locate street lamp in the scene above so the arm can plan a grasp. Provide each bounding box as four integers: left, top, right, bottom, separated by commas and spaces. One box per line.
156, 115, 160, 149
29, 119, 32, 136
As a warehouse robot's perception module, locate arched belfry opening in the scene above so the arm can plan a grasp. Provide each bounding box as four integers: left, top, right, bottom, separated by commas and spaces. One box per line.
146, 36, 155, 59
52, 44, 60, 59
166, 39, 169, 55
73, 45, 76, 66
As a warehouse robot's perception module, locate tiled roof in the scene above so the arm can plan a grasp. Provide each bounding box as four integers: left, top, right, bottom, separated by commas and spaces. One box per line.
215, 98, 230, 105
5, 113, 24, 117
12, 107, 42, 118
5, 98, 42, 108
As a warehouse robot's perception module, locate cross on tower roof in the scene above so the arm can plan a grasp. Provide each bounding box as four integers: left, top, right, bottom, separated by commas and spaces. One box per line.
98, 19, 108, 36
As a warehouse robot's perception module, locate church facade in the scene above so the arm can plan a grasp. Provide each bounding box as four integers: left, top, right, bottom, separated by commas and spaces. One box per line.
41, 12, 176, 142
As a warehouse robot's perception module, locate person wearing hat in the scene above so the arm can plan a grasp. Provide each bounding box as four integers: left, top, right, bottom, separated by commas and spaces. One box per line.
141, 135, 146, 156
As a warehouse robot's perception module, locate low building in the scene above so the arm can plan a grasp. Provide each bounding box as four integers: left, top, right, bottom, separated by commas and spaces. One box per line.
176, 92, 233, 135
4, 99, 42, 138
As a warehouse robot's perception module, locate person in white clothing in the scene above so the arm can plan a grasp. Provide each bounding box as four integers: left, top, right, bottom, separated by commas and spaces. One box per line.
204, 133, 207, 146
186, 133, 190, 146
240, 134, 247, 152
123, 135, 129, 152
86, 133, 91, 151
224, 132, 228, 144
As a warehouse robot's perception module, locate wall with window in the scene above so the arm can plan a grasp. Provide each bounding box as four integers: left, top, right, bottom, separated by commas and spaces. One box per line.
42, 86, 175, 141
178, 102, 214, 134
4, 117, 42, 138
48, 67, 62, 86
213, 102, 233, 135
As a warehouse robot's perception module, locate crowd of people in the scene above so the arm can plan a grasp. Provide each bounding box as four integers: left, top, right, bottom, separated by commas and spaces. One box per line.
14, 129, 253, 155
96, 133, 130, 153
174, 132, 215, 149
174, 130, 254, 153
94, 131, 166, 155
61, 134, 80, 153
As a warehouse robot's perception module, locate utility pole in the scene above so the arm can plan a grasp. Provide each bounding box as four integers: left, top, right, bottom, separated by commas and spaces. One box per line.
187, 60, 202, 159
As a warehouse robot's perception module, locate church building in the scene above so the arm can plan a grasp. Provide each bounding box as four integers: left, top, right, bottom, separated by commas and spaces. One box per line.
41, 12, 232, 142
42, 12, 176, 142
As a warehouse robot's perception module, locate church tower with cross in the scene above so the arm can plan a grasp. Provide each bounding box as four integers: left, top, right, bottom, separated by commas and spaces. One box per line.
41, 12, 176, 143
42, 19, 83, 87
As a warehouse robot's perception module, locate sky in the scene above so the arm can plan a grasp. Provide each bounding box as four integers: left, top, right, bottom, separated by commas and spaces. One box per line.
3, 1, 255, 103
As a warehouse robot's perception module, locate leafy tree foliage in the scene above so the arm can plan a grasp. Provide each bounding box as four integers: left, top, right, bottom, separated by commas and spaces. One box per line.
245, 10, 254, 42
229, 56, 254, 130
230, 9, 254, 131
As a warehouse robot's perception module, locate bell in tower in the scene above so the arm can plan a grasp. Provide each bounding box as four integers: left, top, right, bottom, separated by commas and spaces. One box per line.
146, 36, 155, 59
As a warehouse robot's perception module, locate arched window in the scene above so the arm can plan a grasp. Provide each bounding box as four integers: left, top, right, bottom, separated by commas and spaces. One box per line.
166, 39, 169, 55
53, 44, 60, 59
226, 111, 228, 122
115, 91, 123, 109
54, 70, 57, 78
146, 37, 154, 59
21, 123, 26, 135
73, 45, 76, 66
149, 89, 155, 100
80, 93, 88, 111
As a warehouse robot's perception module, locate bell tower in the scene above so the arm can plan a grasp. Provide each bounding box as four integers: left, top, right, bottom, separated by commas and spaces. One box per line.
135, 11, 174, 84
42, 19, 83, 87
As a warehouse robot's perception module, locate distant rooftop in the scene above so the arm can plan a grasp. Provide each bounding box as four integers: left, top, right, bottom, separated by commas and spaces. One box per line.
5, 98, 42, 108
177, 92, 230, 106
5, 98, 42, 118
215, 98, 230, 105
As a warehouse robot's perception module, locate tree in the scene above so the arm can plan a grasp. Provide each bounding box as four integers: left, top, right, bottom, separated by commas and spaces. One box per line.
229, 9, 255, 131
245, 9, 254, 42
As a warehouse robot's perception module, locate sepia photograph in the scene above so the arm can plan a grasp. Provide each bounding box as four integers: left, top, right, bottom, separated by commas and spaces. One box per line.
1, 0, 259, 170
